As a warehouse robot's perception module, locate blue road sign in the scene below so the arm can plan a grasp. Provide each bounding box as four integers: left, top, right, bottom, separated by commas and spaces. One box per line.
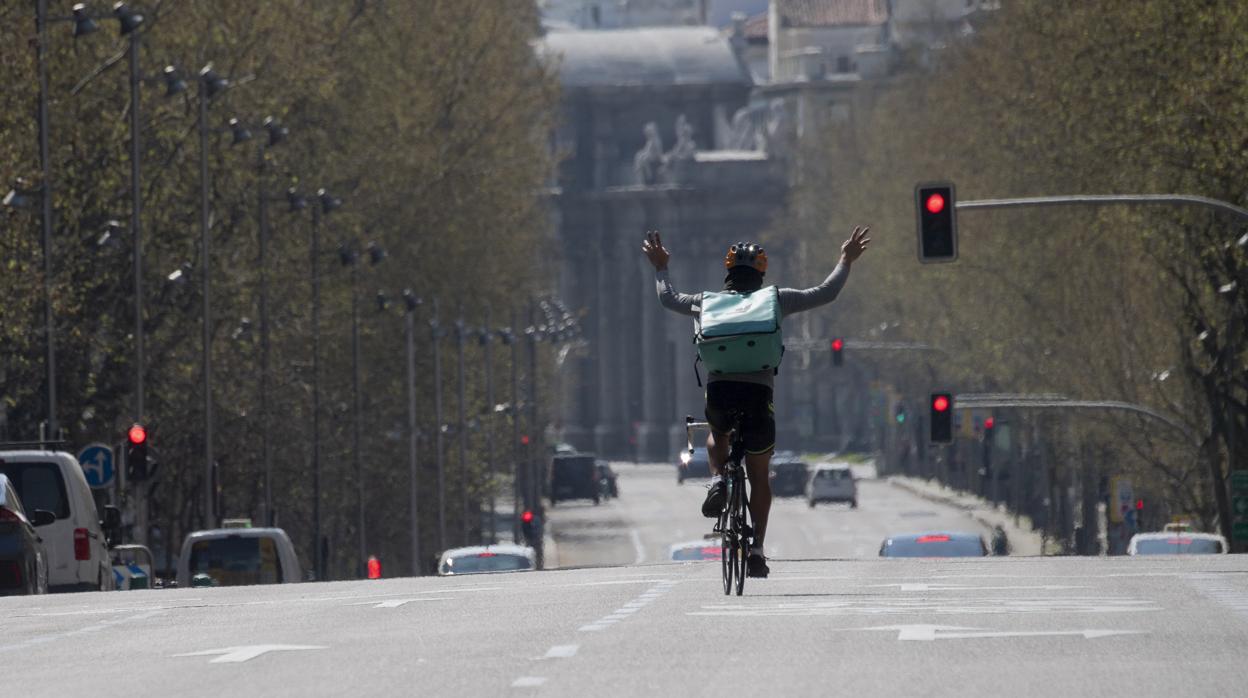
78, 443, 115, 489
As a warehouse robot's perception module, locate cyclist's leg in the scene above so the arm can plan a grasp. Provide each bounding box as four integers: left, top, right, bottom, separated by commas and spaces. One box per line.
739, 385, 776, 559
703, 383, 733, 476
705, 429, 729, 475
745, 450, 773, 546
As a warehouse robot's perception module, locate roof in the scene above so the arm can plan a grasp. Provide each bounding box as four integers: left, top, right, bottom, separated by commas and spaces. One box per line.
887, 531, 984, 541
776, 0, 889, 28
536, 26, 751, 88
440, 544, 535, 558
1131, 532, 1225, 541
185, 527, 292, 540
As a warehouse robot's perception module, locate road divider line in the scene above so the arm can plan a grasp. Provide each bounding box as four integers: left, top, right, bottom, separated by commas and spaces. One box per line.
512, 676, 547, 687
543, 644, 579, 659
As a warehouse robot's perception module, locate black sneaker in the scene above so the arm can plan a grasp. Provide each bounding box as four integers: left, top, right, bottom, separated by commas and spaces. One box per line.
701, 478, 726, 518
747, 552, 769, 578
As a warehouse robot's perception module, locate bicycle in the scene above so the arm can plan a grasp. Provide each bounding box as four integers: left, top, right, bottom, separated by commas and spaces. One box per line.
685, 414, 751, 596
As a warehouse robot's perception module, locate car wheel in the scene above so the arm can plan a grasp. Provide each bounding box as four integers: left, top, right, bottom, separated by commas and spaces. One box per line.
808, 499, 816, 508
592, 493, 600, 505
850, 499, 859, 509
677, 473, 684, 485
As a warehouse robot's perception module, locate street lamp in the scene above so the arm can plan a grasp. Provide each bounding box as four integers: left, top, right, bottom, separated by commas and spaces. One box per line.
298, 187, 341, 580
196, 62, 230, 528
339, 239, 385, 575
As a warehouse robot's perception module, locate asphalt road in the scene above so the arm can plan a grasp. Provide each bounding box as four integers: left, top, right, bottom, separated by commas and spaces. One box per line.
5, 464, 1247, 696
547, 462, 1002, 566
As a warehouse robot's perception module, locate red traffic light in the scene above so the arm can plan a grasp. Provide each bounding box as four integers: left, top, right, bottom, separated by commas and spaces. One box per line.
366, 555, 381, 579
984, 417, 995, 430
127, 423, 147, 445
521, 510, 534, 524
925, 192, 945, 214
1136, 499, 1144, 511
831, 338, 844, 352
932, 395, 950, 412
520, 435, 530, 445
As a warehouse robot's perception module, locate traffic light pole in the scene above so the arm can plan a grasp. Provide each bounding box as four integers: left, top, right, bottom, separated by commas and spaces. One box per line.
456, 315, 468, 546
956, 194, 1248, 223
483, 305, 496, 545
952, 394, 1197, 446
310, 205, 323, 580
404, 306, 421, 574
431, 300, 446, 553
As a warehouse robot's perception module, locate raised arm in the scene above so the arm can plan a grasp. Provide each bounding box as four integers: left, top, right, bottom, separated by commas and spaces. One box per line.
643, 230, 700, 317
779, 226, 870, 315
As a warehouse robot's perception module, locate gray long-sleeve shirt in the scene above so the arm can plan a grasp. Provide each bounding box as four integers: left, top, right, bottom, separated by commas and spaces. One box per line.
654, 262, 851, 387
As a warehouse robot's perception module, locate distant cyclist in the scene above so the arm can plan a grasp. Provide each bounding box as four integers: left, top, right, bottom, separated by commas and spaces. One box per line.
642, 227, 870, 578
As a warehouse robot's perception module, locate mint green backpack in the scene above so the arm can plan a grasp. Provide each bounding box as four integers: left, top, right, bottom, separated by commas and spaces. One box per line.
695, 286, 784, 377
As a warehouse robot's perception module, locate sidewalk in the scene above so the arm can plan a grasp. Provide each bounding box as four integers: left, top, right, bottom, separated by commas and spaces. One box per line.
886, 474, 1047, 556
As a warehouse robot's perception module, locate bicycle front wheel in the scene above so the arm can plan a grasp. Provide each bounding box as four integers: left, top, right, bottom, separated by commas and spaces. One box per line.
720, 505, 734, 596
732, 475, 747, 596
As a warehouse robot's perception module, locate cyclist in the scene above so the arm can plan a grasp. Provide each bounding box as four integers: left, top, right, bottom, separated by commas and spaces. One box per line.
642, 227, 870, 578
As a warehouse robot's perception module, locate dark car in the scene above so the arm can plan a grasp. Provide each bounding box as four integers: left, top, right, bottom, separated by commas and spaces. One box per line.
678, 447, 712, 484
879, 531, 989, 558
0, 473, 53, 595
550, 454, 599, 505
769, 459, 808, 497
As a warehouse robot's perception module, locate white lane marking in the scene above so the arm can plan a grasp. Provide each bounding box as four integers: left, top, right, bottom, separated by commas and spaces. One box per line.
630, 529, 646, 565
0, 610, 164, 654
862, 624, 1144, 642
613, 607, 640, 614
866, 584, 1088, 592
173, 644, 326, 664
689, 596, 1160, 617
348, 598, 451, 608
578, 624, 607, 632
543, 645, 579, 659
512, 677, 547, 687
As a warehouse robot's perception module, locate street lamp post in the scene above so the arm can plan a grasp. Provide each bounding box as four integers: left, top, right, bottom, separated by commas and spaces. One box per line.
113, 2, 146, 427
197, 63, 228, 528
431, 299, 446, 552
305, 187, 340, 580
33, 0, 57, 439
455, 313, 469, 545
402, 290, 422, 574
481, 307, 496, 544
254, 117, 287, 526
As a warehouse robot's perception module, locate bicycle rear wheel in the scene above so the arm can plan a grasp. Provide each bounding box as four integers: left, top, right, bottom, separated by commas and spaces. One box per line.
731, 472, 747, 596
719, 499, 734, 596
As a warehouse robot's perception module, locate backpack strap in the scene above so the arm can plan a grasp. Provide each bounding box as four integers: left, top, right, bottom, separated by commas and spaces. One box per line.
694, 354, 703, 387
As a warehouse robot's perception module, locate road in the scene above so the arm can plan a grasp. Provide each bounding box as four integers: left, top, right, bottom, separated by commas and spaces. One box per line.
546, 462, 1005, 566
4, 464, 1247, 696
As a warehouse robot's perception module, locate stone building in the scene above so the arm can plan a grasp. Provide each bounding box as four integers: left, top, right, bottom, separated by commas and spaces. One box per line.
536, 26, 790, 460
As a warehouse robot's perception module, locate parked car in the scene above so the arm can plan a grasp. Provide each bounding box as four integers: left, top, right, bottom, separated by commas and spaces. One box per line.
0, 449, 119, 592
0, 473, 52, 595
549, 454, 600, 505
669, 538, 722, 562
879, 532, 989, 558
678, 447, 712, 483
806, 463, 857, 508
438, 544, 536, 576
1128, 532, 1227, 555
769, 459, 808, 497
176, 526, 302, 587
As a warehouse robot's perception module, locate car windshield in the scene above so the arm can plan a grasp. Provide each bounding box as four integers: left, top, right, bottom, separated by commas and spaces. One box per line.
816, 469, 849, 481
883, 535, 984, 557
0, 462, 69, 518
1134, 538, 1223, 555
672, 545, 721, 561
442, 553, 532, 574
189, 536, 284, 586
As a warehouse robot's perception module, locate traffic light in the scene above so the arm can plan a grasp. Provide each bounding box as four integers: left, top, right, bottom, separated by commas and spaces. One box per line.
929, 393, 953, 443
983, 415, 995, 442
894, 403, 907, 425
521, 509, 536, 547
916, 182, 957, 262
126, 423, 149, 480
366, 555, 381, 579
831, 338, 844, 367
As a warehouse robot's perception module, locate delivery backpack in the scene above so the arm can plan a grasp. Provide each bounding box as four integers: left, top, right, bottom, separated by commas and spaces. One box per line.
694, 286, 784, 381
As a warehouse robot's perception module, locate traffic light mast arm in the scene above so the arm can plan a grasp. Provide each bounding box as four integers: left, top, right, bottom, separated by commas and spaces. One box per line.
954, 394, 1197, 446
957, 194, 1248, 224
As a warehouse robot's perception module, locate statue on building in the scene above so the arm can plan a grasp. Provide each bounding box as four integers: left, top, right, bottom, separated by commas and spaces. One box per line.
727, 98, 792, 158
660, 114, 697, 183
633, 122, 665, 185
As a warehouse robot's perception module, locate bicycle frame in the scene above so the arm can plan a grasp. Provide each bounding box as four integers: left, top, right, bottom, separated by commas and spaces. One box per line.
685, 416, 751, 595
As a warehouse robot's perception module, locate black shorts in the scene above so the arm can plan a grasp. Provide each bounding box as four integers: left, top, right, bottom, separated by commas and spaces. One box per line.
705, 381, 775, 455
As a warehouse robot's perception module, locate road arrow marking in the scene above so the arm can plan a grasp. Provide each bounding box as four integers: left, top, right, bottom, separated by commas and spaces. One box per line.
348, 598, 449, 608
862, 625, 1144, 642
173, 645, 326, 663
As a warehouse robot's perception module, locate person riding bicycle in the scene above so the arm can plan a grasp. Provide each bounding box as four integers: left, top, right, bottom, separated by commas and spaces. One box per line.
642, 227, 870, 578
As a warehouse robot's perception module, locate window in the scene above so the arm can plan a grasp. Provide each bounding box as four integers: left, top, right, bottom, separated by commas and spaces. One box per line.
836, 56, 851, 73
189, 535, 284, 586
0, 462, 69, 518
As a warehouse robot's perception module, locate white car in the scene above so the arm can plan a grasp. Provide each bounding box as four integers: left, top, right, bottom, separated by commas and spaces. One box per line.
806, 463, 857, 508
0, 449, 118, 592
177, 526, 303, 587
1128, 531, 1227, 555
438, 544, 536, 576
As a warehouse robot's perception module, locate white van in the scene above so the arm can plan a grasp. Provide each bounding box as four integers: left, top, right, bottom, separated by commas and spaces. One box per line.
177, 527, 302, 587
0, 450, 117, 591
